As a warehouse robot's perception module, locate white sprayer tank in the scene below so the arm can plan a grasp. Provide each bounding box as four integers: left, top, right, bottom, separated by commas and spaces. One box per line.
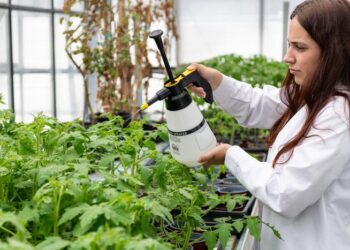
166, 101, 217, 167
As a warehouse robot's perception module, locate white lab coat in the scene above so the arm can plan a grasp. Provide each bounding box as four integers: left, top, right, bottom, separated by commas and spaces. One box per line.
213, 76, 350, 250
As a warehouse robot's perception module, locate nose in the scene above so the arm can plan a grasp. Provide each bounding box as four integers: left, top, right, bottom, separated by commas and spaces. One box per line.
283, 47, 296, 65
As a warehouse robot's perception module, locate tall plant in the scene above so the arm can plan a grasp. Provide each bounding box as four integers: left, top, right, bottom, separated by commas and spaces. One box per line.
62, 0, 177, 122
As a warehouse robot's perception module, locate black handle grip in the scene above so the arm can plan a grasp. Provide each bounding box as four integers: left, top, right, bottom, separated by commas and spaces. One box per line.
181, 70, 214, 104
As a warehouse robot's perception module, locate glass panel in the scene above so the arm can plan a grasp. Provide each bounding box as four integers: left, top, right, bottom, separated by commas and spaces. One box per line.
12, 11, 53, 122
263, 0, 284, 60
55, 14, 84, 121
54, 0, 84, 11
55, 73, 84, 121
12, 11, 52, 70
0, 9, 10, 109
177, 0, 260, 64
14, 74, 53, 122
11, 0, 51, 8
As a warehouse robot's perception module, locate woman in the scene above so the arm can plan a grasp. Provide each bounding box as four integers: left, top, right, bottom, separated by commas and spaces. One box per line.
189, 0, 350, 249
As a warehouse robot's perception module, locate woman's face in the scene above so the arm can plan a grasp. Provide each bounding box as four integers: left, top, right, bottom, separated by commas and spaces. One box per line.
283, 17, 321, 86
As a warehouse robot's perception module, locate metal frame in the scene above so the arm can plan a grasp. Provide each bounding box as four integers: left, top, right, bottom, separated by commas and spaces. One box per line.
0, 1, 80, 116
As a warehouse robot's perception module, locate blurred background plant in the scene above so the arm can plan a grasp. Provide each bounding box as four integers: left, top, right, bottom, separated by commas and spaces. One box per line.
62, 0, 177, 123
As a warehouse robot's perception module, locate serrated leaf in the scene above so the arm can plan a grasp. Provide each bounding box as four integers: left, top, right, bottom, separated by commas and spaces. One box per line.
3, 238, 34, 250
18, 206, 39, 224
126, 238, 171, 250
149, 202, 173, 223
58, 204, 89, 225
79, 205, 104, 228
88, 138, 111, 148
217, 223, 232, 248
139, 166, 153, 184
98, 153, 115, 168
203, 231, 217, 250
36, 237, 70, 250
123, 175, 144, 186
271, 226, 283, 240
108, 206, 132, 226
179, 188, 193, 200
226, 199, 237, 212
246, 216, 261, 241
232, 220, 244, 233
144, 139, 156, 150
120, 154, 133, 167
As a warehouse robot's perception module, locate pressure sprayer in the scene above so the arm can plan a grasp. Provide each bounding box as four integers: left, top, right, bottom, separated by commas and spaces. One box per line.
140, 30, 217, 167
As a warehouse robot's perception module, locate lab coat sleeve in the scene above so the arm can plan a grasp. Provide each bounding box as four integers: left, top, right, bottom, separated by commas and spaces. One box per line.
225, 99, 350, 218
213, 75, 286, 129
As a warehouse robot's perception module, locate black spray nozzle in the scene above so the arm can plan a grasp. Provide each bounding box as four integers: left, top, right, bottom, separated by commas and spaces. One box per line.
140, 88, 171, 111
149, 29, 175, 83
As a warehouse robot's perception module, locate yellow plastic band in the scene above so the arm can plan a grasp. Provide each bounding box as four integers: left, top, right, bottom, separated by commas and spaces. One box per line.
164, 68, 195, 87
140, 103, 149, 111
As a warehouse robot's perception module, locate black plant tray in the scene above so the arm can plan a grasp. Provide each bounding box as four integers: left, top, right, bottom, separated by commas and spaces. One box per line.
206, 194, 255, 220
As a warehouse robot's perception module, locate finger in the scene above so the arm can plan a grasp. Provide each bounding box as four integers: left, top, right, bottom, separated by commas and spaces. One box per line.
198, 151, 213, 164
188, 85, 206, 98
186, 63, 198, 71
203, 162, 211, 168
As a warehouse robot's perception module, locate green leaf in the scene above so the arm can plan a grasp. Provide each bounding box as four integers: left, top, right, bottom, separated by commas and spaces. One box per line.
58, 204, 89, 226
120, 154, 133, 167
232, 220, 244, 233
126, 238, 171, 250
0, 210, 30, 240
179, 188, 193, 200
88, 138, 111, 148
226, 199, 237, 212
18, 206, 39, 224
123, 175, 144, 186
79, 205, 104, 228
262, 220, 283, 240
245, 216, 261, 241
37, 164, 70, 185
217, 223, 232, 248
36, 237, 70, 250
1, 238, 34, 250
139, 166, 153, 184
101, 205, 132, 227
98, 153, 115, 168
203, 231, 217, 250
148, 201, 173, 223
144, 139, 156, 150
0, 167, 10, 177
194, 173, 207, 184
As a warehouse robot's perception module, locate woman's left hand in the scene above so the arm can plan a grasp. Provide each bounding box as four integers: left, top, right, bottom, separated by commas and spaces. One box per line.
198, 143, 231, 167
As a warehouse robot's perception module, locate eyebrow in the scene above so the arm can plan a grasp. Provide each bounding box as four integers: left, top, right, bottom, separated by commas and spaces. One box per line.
288, 40, 308, 47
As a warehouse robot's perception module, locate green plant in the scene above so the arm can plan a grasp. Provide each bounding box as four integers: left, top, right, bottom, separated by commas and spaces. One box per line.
0, 100, 281, 249
62, 0, 177, 122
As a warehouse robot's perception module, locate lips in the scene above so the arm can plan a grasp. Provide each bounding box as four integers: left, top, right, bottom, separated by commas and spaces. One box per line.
289, 69, 299, 74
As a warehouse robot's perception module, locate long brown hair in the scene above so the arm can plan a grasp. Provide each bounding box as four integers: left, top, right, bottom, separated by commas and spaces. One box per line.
266, 0, 350, 167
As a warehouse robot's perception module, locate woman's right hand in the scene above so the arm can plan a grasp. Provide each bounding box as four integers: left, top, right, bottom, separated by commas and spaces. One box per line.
187, 64, 223, 97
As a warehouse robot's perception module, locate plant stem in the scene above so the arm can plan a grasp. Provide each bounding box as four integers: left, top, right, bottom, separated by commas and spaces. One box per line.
53, 184, 64, 236
0, 226, 15, 236
182, 223, 192, 250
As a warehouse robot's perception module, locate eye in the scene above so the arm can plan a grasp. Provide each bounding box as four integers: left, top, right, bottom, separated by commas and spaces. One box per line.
294, 42, 307, 51
295, 45, 306, 51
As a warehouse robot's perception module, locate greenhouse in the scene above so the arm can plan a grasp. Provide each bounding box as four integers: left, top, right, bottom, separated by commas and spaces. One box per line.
1, 0, 350, 250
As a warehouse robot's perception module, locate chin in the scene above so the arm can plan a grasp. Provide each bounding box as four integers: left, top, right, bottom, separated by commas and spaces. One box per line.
293, 77, 302, 85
